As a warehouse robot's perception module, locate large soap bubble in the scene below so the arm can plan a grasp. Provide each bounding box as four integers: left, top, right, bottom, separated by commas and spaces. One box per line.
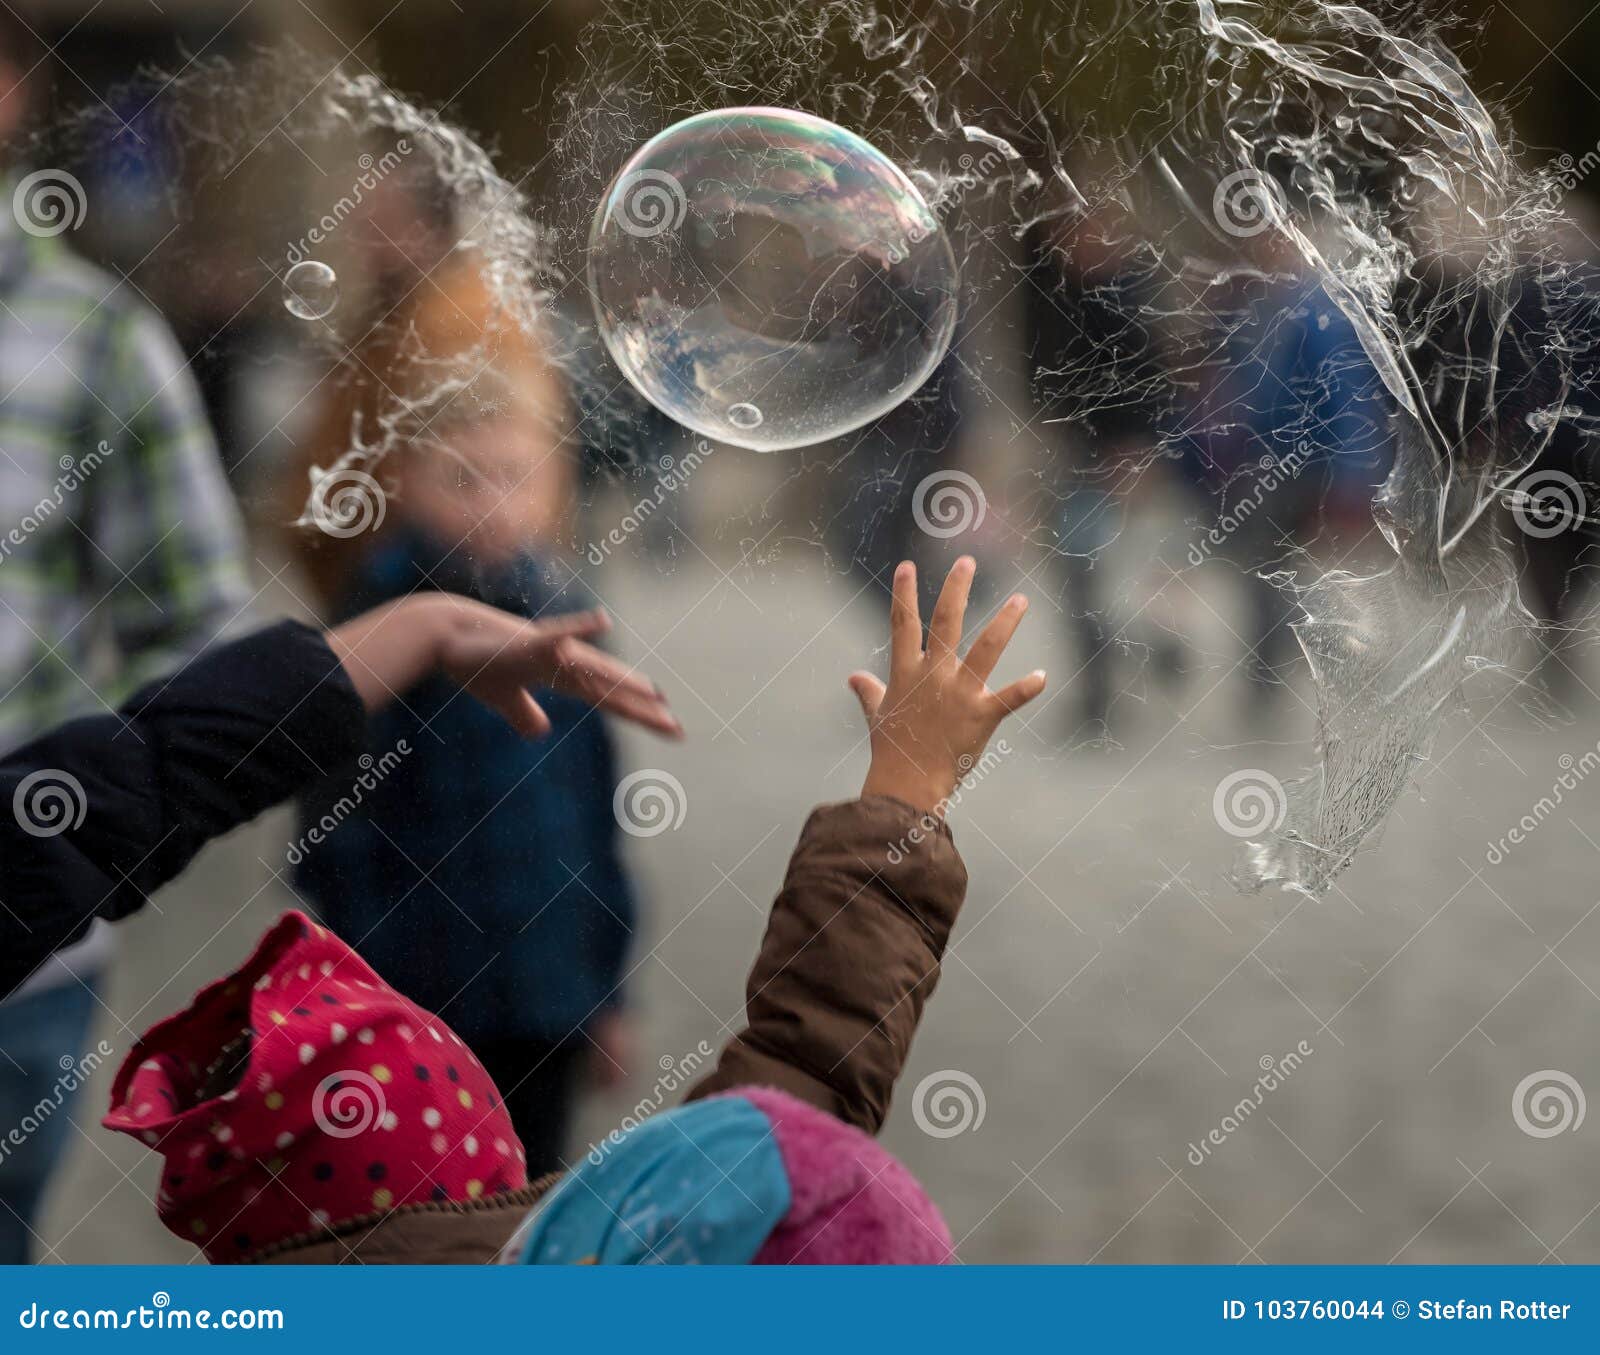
588, 107, 959, 452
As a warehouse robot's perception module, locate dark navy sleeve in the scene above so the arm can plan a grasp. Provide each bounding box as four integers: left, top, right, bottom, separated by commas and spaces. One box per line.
0, 620, 364, 997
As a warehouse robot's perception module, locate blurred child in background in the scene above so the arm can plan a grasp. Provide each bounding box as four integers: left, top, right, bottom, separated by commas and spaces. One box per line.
279, 200, 637, 1175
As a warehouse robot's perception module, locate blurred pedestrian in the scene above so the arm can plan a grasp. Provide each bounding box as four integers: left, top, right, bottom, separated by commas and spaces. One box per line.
280, 230, 641, 1175
0, 7, 252, 1263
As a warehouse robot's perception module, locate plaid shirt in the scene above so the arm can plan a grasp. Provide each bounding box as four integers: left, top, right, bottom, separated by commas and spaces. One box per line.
0, 195, 251, 755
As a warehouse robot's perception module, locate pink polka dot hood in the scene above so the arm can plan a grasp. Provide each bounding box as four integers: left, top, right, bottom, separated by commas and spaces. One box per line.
103, 911, 527, 1262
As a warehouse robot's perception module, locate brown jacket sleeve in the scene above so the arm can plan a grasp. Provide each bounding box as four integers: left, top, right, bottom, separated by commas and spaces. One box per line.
685, 796, 967, 1134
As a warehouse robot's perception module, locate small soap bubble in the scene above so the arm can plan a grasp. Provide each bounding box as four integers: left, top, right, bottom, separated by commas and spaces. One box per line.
589, 107, 958, 452
282, 260, 340, 321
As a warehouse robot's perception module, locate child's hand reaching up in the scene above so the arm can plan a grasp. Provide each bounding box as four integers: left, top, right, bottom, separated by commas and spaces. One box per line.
328, 593, 681, 739
849, 556, 1044, 814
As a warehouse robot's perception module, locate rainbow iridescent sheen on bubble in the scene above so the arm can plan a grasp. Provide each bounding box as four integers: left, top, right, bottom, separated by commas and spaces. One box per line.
588, 106, 958, 452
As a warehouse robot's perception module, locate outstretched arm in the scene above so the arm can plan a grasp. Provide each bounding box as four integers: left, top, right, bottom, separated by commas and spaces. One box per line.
687, 557, 1044, 1132
0, 596, 678, 999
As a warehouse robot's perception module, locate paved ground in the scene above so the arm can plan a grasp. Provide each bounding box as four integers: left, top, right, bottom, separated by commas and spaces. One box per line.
34, 537, 1600, 1264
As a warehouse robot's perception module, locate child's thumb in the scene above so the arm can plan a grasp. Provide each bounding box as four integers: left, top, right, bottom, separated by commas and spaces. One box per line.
847, 672, 886, 722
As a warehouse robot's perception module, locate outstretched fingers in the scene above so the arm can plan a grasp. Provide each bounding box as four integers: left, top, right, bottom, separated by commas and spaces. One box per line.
848, 671, 887, 723
890, 560, 922, 680
480, 683, 552, 739
550, 637, 659, 700
928, 555, 975, 660
963, 592, 1029, 684
990, 668, 1048, 715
